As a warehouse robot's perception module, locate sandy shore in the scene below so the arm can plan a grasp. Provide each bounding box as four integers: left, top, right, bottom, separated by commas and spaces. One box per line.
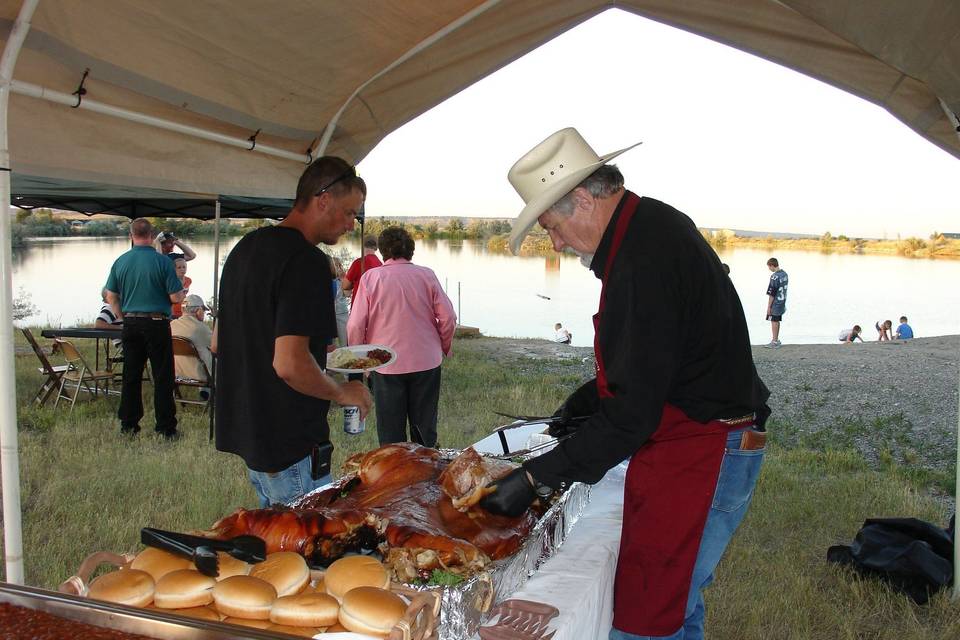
466, 335, 959, 473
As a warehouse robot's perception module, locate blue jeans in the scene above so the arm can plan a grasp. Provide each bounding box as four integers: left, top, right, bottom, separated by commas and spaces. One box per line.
610, 428, 765, 640
247, 454, 332, 508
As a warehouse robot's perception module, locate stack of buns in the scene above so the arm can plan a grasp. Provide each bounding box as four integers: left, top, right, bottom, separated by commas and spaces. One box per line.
84, 548, 411, 637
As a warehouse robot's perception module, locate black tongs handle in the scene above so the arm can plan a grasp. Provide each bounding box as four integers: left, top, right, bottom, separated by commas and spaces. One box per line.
141, 527, 196, 558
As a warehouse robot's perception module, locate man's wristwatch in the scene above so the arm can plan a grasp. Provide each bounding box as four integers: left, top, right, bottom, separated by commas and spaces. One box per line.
534, 482, 553, 500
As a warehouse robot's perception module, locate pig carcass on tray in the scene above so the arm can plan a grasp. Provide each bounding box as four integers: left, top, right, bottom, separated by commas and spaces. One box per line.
206, 443, 539, 581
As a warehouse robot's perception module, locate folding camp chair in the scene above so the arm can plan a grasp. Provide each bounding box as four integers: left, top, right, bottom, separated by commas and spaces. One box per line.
21, 328, 69, 406
53, 339, 114, 411
172, 336, 213, 413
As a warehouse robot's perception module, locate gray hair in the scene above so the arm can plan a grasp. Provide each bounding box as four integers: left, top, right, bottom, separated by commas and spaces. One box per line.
548, 164, 625, 216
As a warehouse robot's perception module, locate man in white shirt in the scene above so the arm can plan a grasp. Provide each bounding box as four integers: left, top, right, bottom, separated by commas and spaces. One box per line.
170, 294, 213, 383
554, 322, 572, 344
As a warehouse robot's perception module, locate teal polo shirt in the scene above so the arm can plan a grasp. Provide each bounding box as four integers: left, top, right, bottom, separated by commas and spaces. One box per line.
105, 245, 183, 316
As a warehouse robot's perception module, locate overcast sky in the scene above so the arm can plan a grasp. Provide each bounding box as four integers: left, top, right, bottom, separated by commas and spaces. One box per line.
358, 9, 958, 239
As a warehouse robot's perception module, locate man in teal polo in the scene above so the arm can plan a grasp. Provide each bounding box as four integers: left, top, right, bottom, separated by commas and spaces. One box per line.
105, 218, 185, 438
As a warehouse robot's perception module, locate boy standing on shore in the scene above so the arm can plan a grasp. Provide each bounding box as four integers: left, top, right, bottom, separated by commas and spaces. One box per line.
765, 257, 788, 347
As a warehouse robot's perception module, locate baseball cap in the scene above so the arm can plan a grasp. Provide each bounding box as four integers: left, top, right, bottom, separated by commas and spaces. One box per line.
183, 294, 208, 310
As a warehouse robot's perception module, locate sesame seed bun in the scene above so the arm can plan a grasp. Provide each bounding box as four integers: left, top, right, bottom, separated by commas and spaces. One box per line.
153, 569, 216, 609
269, 591, 339, 627
130, 547, 193, 582
323, 555, 390, 602
248, 552, 310, 597
338, 586, 407, 636
212, 575, 277, 619
87, 569, 155, 608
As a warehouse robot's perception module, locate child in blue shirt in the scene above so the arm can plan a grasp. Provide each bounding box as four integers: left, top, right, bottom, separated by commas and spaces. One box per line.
895, 316, 914, 340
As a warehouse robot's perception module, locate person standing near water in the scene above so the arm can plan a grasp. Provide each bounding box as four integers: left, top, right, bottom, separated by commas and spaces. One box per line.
765, 257, 788, 348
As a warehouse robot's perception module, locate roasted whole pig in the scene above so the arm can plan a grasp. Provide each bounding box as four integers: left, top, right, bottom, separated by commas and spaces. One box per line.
207, 443, 539, 581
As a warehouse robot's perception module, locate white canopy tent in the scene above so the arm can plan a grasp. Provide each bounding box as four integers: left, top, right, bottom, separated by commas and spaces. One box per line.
1, 0, 958, 589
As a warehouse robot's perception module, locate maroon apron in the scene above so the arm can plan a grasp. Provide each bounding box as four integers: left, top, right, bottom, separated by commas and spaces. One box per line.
595, 193, 732, 635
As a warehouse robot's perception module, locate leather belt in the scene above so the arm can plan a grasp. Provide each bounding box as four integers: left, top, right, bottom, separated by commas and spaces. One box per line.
124, 312, 168, 320
718, 413, 755, 426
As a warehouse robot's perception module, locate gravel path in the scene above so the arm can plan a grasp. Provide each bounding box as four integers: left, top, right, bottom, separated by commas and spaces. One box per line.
464, 335, 959, 473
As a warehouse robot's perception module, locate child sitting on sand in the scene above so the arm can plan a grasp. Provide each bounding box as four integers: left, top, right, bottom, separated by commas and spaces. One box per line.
838, 326, 863, 343
875, 320, 893, 341
895, 316, 914, 340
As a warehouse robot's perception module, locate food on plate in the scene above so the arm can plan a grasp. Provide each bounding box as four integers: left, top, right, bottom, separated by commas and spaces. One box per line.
129, 546, 192, 581
211, 575, 277, 619
328, 346, 393, 370
207, 443, 540, 582
338, 586, 407, 636
87, 569, 155, 607
153, 569, 216, 609
248, 551, 310, 597
0, 602, 156, 639
439, 446, 517, 511
269, 591, 340, 627
323, 555, 390, 602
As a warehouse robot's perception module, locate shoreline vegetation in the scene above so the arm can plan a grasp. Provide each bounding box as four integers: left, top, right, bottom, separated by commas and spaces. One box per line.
13, 209, 960, 261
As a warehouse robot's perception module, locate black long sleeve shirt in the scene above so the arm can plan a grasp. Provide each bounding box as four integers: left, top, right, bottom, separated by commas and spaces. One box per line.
525, 193, 770, 489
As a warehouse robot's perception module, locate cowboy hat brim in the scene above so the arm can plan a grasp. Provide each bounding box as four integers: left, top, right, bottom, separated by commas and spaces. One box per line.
508, 142, 642, 255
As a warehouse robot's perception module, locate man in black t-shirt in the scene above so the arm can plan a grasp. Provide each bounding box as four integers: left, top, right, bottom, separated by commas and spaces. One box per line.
214, 156, 372, 507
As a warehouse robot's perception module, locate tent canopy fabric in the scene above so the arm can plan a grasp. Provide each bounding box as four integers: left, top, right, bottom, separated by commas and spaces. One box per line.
0, 0, 957, 218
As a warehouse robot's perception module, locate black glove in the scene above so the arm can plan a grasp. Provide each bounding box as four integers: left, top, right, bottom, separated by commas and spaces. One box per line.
479, 468, 537, 517
548, 378, 599, 437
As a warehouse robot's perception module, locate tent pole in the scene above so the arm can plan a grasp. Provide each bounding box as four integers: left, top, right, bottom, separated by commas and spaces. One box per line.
0, 0, 40, 585
316, 0, 503, 156
210, 199, 220, 441
10, 80, 309, 164
939, 99, 960, 145
955, 344, 960, 600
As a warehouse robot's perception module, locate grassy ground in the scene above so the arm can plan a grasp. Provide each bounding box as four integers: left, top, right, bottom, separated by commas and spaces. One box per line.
2, 332, 958, 638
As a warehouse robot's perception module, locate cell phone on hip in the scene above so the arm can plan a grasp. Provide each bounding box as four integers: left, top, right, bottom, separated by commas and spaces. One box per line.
311, 441, 333, 480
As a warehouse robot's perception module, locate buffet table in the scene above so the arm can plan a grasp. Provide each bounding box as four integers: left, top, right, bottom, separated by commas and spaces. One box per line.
472, 425, 626, 640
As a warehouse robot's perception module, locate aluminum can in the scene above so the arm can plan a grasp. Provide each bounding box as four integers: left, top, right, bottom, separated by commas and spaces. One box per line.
343, 405, 365, 435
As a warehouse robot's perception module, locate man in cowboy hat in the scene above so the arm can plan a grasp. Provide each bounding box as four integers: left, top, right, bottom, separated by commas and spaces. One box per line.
480, 128, 771, 640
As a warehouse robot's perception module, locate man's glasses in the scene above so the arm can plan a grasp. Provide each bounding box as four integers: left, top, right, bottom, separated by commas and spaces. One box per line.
314, 165, 357, 197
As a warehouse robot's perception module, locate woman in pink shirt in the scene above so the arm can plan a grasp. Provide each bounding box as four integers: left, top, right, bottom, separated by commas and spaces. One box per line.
347, 227, 457, 446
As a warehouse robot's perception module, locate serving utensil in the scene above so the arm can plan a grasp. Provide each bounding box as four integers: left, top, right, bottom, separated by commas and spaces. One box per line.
140, 527, 267, 577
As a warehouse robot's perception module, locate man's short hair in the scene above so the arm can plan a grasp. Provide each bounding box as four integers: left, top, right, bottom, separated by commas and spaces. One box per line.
900, 316, 908, 322
363, 235, 379, 250
378, 227, 414, 261
767, 258, 779, 267
294, 156, 367, 208
548, 165, 625, 217
130, 217, 153, 239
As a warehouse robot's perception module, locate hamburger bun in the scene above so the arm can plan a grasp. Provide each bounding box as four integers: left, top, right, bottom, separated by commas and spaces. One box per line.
87, 569, 155, 608
248, 552, 310, 597
267, 624, 323, 637
154, 569, 216, 609
324, 555, 390, 602
212, 575, 277, 619
130, 547, 193, 582
222, 617, 272, 629
338, 586, 407, 636
325, 621, 348, 632
170, 605, 221, 622
269, 592, 339, 627
215, 552, 251, 580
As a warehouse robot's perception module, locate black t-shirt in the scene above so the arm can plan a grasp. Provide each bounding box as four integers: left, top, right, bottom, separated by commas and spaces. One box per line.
215, 226, 336, 472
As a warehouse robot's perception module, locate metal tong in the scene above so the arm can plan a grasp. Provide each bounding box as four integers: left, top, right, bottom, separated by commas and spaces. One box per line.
140, 527, 267, 577
490, 411, 589, 457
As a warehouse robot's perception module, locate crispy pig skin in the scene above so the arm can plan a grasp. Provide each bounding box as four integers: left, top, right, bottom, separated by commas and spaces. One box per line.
207, 443, 536, 577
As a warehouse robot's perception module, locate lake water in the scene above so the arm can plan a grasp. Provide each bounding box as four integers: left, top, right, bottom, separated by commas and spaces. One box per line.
12, 236, 960, 346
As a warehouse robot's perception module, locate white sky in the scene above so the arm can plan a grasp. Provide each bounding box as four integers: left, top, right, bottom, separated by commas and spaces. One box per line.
358, 8, 959, 239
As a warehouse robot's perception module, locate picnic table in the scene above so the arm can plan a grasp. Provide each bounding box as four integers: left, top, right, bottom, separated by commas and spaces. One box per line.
40, 327, 121, 373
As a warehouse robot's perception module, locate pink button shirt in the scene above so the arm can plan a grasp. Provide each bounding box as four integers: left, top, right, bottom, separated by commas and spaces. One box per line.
346, 259, 457, 375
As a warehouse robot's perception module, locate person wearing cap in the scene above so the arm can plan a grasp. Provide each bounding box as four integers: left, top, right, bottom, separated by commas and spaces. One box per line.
104, 217, 185, 439
155, 231, 197, 263
214, 156, 373, 507
479, 128, 771, 640
170, 294, 213, 387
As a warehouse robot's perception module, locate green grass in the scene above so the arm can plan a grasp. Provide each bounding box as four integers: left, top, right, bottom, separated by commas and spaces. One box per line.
2, 333, 958, 638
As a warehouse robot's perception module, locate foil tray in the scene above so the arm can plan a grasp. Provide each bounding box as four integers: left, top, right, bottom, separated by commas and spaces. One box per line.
293, 447, 592, 640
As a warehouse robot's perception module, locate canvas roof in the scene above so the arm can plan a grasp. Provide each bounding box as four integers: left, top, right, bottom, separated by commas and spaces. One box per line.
0, 0, 957, 218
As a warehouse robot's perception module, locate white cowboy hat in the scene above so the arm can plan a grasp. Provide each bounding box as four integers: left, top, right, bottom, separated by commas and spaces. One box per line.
507, 127, 642, 255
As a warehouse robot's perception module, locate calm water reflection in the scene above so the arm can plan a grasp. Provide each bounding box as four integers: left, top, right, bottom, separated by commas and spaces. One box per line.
13, 236, 960, 346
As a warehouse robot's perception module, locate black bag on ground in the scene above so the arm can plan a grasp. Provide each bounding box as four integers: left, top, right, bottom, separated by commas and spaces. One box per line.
827, 516, 954, 604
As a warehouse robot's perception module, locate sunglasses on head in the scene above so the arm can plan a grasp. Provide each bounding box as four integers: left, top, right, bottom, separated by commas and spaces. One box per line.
314, 165, 358, 197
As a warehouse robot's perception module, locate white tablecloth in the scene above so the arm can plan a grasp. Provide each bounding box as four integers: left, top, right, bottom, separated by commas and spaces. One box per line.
472, 425, 626, 640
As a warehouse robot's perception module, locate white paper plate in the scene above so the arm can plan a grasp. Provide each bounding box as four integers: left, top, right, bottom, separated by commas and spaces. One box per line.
326, 344, 397, 373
